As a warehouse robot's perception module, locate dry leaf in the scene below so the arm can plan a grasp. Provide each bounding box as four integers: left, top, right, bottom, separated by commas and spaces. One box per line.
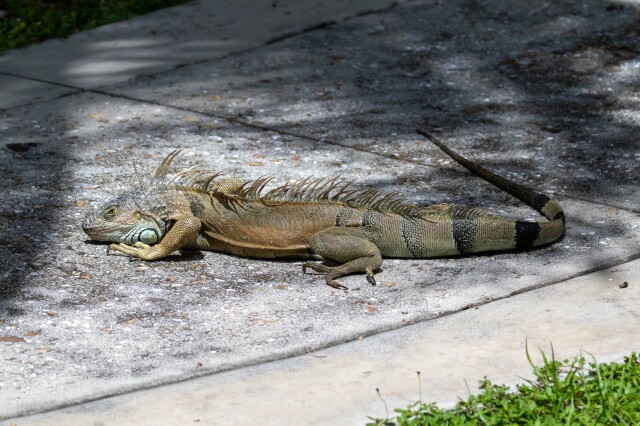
79, 273, 91, 280
46, 311, 59, 317
367, 306, 378, 313
275, 284, 287, 290
248, 315, 279, 325
0, 336, 25, 343
182, 115, 202, 123
75, 200, 87, 207
247, 161, 263, 167
26, 330, 39, 337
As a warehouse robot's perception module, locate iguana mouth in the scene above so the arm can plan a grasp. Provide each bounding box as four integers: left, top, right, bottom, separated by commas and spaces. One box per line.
81, 222, 114, 242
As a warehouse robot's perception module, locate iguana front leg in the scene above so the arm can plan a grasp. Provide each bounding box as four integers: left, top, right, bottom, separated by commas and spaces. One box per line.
303, 227, 383, 289
109, 214, 201, 260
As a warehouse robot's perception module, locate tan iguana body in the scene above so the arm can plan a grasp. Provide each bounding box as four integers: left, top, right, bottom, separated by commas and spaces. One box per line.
82, 130, 565, 289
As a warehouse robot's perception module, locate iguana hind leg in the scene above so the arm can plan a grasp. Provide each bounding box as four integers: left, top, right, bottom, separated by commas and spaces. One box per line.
303, 227, 382, 290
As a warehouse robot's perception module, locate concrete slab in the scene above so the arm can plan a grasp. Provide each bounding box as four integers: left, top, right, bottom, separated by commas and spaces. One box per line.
0, 74, 77, 109
9, 258, 640, 425
0, 0, 397, 92
111, 0, 640, 211
1, 92, 639, 419
2, 0, 639, 423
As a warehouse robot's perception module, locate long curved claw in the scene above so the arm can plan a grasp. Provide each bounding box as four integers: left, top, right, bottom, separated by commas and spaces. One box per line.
365, 267, 377, 286
107, 243, 140, 261
302, 262, 330, 275
325, 278, 348, 290
107, 243, 126, 256
108, 242, 138, 257
302, 262, 349, 290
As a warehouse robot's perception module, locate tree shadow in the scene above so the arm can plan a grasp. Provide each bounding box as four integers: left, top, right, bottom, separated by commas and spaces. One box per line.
105, 1, 639, 211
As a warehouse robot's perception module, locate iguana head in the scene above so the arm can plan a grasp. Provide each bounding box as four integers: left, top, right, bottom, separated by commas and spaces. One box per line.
82, 191, 166, 245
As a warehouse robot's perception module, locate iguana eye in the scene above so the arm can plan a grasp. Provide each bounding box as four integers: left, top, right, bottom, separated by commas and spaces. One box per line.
102, 206, 118, 220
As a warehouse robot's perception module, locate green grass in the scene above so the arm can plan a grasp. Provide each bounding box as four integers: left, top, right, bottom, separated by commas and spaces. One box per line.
368, 350, 640, 425
0, 0, 191, 52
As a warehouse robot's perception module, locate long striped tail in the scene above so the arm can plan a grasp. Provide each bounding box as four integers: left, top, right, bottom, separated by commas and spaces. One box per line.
416, 129, 565, 249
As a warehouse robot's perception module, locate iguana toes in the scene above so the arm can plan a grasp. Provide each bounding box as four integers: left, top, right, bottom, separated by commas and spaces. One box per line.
82, 130, 565, 289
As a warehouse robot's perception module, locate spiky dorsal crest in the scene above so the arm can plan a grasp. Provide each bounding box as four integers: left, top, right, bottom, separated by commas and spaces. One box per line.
239, 177, 275, 198
147, 150, 222, 192
235, 176, 423, 218
263, 176, 355, 202
148, 150, 425, 218
154, 149, 182, 178
170, 168, 223, 191
348, 189, 417, 217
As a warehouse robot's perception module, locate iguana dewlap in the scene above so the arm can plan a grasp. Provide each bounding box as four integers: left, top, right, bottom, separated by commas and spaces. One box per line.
82, 130, 565, 289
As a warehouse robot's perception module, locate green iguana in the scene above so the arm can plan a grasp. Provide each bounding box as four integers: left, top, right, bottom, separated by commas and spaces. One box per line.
82, 130, 565, 289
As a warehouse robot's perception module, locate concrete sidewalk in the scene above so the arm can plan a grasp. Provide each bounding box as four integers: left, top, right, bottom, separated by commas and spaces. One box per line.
12, 259, 640, 425
1, 0, 639, 424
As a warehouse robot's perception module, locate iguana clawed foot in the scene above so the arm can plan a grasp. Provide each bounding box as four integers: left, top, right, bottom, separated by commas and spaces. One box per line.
107, 242, 164, 261
365, 267, 377, 286
302, 262, 378, 290
302, 262, 349, 290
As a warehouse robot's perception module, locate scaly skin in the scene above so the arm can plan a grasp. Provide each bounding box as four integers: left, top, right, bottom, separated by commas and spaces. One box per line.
82, 130, 565, 289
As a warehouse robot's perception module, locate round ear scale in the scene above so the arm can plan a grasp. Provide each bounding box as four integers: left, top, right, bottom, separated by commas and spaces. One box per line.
134, 211, 142, 220
140, 229, 159, 244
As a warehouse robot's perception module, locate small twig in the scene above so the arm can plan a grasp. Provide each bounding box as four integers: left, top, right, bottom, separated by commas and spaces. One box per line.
376, 387, 389, 419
